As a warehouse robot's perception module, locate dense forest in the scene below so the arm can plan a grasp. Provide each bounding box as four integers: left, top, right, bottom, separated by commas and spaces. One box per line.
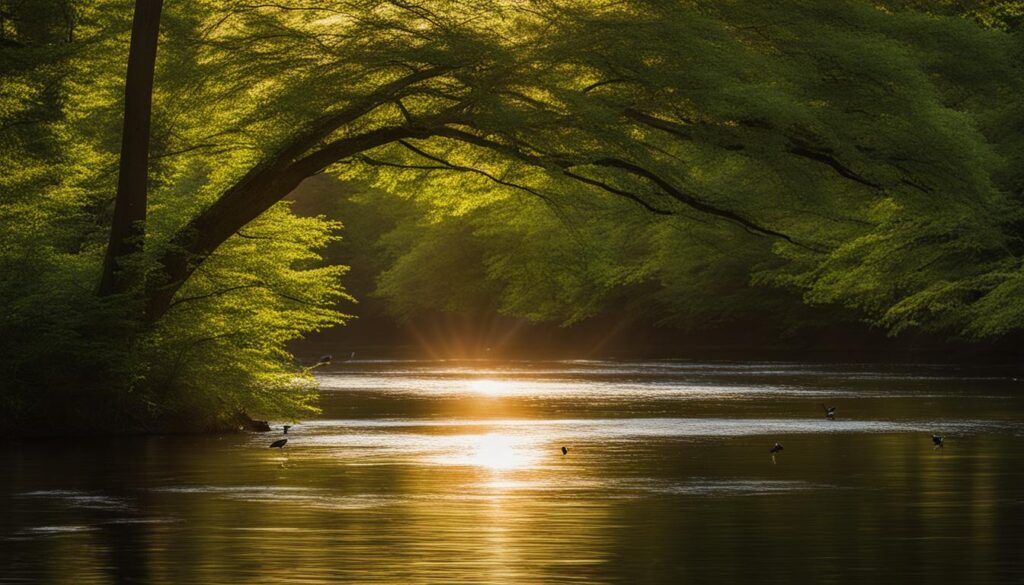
1, 0, 1022, 433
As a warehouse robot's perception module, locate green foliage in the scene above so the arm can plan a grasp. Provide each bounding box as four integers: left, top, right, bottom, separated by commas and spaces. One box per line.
342, 177, 820, 334
317, 0, 1024, 342
0, 2, 351, 432
3, 0, 1024, 432
138, 205, 349, 427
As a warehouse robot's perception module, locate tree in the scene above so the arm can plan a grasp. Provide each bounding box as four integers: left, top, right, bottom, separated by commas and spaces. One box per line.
97, 0, 162, 297
137, 0, 1010, 324
3, 0, 1023, 432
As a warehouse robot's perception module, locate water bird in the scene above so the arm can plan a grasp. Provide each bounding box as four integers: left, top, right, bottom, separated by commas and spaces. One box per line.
822, 404, 836, 420
282, 425, 291, 434
769, 442, 784, 454
318, 354, 332, 364
270, 438, 288, 448
932, 434, 944, 448
561, 446, 568, 455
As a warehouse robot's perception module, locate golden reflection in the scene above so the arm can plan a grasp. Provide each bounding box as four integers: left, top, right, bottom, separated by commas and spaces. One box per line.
433, 432, 539, 471
467, 378, 512, 396
474, 433, 526, 470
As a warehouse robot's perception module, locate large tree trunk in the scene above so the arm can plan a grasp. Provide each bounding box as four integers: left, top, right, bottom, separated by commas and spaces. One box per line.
98, 0, 163, 297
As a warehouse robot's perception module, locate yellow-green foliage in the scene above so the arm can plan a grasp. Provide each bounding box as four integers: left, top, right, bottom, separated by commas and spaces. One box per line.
2, 0, 1024, 432
138, 205, 350, 426
0, 2, 352, 431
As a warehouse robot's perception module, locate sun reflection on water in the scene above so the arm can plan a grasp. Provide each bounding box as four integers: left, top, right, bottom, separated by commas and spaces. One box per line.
474, 433, 525, 470
431, 432, 540, 471
466, 379, 514, 397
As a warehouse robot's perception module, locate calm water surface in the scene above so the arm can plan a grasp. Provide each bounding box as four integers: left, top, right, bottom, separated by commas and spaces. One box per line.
3, 360, 1024, 584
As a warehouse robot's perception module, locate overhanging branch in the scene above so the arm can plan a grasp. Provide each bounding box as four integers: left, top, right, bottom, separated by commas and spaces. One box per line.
591, 157, 819, 250
624, 109, 881, 190
433, 127, 812, 246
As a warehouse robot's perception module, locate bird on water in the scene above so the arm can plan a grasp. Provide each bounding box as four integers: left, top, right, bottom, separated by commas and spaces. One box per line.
270, 438, 288, 448
932, 434, 944, 448
769, 442, 784, 454
561, 446, 568, 455
312, 352, 354, 368
822, 405, 836, 420
283, 425, 291, 434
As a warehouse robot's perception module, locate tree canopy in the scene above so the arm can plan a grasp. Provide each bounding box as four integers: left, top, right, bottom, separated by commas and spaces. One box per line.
1, 0, 1022, 432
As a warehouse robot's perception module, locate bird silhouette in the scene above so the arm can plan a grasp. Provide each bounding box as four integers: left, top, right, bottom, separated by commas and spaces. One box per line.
282, 425, 291, 435
769, 442, 784, 454
822, 404, 836, 420
932, 434, 944, 448
561, 446, 568, 455
270, 438, 288, 448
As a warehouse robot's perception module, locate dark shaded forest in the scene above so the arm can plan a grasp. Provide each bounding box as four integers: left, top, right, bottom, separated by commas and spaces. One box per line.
287, 175, 1024, 361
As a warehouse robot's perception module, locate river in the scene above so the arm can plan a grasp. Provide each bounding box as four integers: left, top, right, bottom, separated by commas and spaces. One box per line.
2, 360, 1023, 583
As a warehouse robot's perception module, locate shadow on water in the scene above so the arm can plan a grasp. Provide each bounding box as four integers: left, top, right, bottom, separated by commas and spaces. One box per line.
2, 360, 1023, 584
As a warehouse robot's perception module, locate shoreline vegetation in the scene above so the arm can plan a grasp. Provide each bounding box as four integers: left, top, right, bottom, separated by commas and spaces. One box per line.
2, 1, 1023, 436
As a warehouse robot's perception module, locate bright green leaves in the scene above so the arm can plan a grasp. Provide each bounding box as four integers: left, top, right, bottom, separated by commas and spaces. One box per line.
3, 0, 1024, 432
330, 0, 1024, 340
140, 204, 350, 421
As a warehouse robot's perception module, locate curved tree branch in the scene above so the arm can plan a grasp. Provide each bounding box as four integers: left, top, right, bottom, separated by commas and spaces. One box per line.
432, 127, 813, 245
623, 109, 881, 190
590, 157, 821, 250
146, 122, 450, 322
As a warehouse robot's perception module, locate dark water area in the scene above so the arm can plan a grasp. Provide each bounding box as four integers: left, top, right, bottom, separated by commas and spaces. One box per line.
2, 361, 1023, 584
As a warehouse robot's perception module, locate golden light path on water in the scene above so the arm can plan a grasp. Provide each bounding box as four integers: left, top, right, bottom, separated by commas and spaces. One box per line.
458, 432, 536, 471
346, 378, 544, 472
5, 361, 1024, 584
306, 364, 1017, 502
466, 378, 524, 397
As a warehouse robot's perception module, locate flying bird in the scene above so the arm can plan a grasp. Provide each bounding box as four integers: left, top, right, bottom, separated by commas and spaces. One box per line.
270, 438, 288, 448
769, 442, 784, 454
822, 405, 836, 420
561, 446, 568, 455
932, 434, 944, 448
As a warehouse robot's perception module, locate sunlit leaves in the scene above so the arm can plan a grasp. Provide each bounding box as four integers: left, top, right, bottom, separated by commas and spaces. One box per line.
3, 0, 1024, 432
